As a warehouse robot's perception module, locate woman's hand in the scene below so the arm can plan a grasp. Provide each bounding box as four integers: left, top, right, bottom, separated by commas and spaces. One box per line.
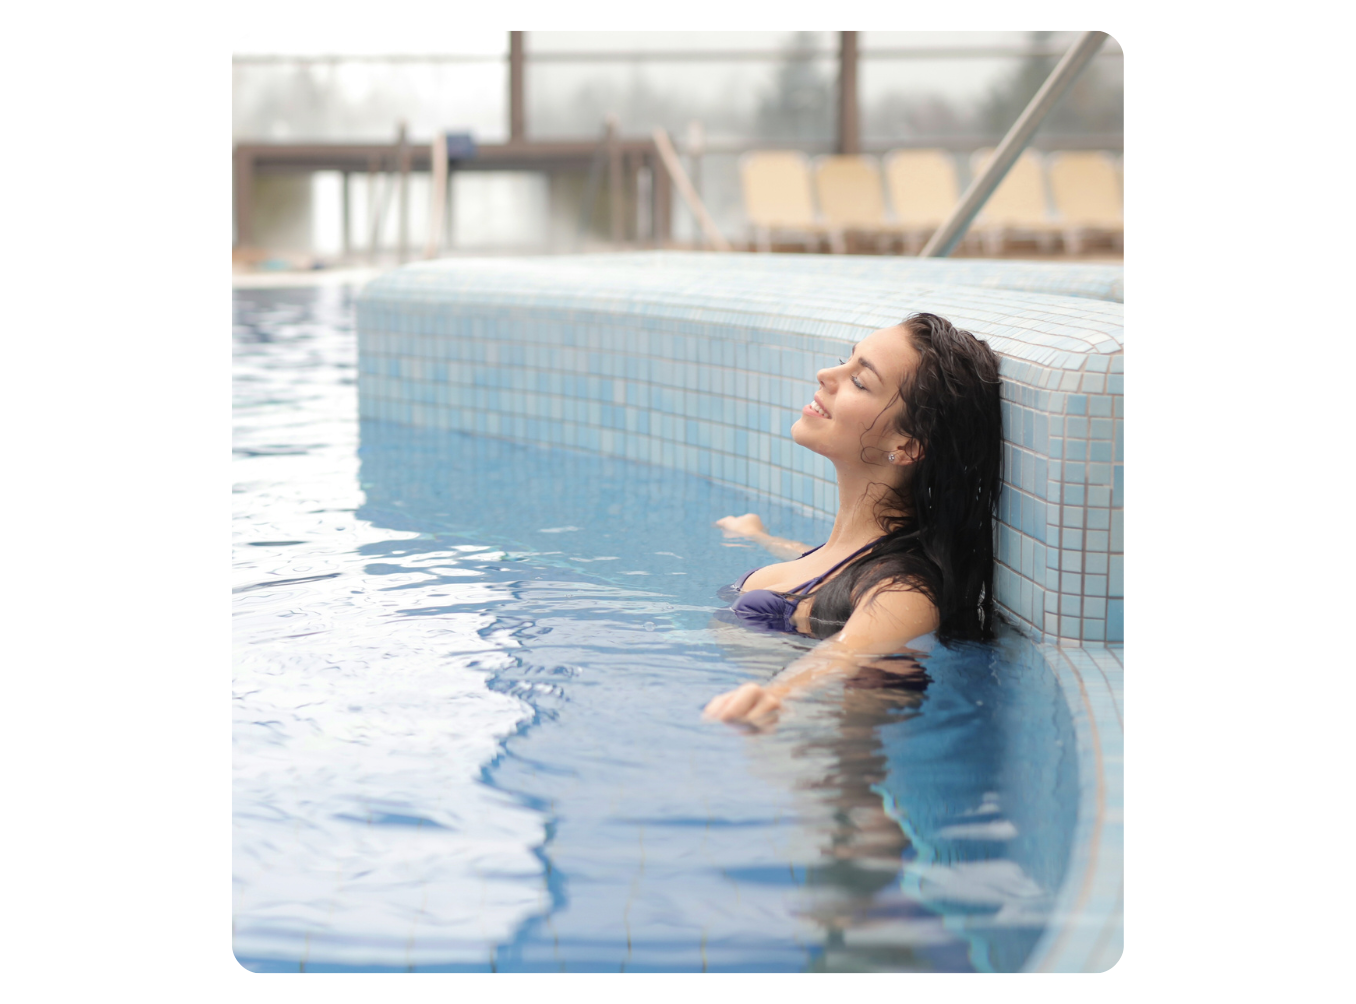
715, 513, 769, 538
702, 682, 784, 724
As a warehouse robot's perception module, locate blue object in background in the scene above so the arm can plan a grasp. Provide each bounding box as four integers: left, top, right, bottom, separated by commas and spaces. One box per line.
444, 131, 477, 161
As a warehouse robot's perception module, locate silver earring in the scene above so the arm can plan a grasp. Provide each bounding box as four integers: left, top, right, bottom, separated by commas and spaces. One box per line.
888, 453, 897, 462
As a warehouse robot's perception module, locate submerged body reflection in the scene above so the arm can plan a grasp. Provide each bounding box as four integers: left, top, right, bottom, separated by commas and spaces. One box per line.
723, 650, 955, 971
719, 633, 1077, 972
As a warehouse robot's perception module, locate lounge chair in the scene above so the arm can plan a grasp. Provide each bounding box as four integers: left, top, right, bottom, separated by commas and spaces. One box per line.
738, 151, 834, 253
970, 148, 1061, 255
883, 149, 961, 255
812, 154, 892, 254
1047, 151, 1123, 254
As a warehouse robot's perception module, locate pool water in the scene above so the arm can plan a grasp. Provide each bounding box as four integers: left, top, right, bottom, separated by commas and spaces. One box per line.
233, 285, 1080, 973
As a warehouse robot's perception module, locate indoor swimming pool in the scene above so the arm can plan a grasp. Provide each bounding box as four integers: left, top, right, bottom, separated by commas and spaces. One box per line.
233, 283, 1105, 972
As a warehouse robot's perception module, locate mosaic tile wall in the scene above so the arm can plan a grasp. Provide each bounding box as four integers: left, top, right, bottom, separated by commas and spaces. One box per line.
551, 250, 1125, 303
356, 254, 1123, 644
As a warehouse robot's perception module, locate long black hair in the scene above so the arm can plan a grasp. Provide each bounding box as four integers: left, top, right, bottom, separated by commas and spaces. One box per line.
803, 312, 1004, 644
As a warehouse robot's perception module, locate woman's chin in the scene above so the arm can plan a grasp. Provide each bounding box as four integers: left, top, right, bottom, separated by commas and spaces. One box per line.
790, 420, 828, 457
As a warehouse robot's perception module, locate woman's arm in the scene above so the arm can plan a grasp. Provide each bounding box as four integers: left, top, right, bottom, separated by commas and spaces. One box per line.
702, 584, 938, 724
714, 512, 809, 561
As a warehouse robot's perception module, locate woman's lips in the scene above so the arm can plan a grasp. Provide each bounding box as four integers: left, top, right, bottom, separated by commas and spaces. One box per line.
803, 397, 830, 419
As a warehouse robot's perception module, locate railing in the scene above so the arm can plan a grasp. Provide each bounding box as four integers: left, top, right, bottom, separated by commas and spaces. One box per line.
233, 34, 1122, 258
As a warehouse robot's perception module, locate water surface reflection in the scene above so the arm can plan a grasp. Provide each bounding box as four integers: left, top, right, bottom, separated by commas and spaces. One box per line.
233, 286, 1078, 972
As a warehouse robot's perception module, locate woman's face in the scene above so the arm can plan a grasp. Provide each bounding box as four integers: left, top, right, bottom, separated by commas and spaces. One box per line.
790, 324, 920, 468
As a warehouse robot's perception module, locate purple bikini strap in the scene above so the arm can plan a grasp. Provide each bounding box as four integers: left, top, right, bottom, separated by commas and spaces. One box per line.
791, 539, 880, 595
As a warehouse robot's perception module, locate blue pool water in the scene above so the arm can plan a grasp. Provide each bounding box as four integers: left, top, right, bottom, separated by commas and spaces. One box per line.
233, 284, 1080, 973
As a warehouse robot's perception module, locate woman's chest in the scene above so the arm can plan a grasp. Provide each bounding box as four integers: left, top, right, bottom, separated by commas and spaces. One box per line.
739, 555, 823, 594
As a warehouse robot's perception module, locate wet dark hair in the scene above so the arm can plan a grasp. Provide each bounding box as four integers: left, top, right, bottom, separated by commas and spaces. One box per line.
802, 312, 1004, 644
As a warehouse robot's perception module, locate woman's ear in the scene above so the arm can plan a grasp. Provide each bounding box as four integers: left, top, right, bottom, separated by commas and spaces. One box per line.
889, 440, 924, 465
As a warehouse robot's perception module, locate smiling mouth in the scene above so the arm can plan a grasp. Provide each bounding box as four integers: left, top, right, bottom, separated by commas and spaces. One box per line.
808, 398, 830, 418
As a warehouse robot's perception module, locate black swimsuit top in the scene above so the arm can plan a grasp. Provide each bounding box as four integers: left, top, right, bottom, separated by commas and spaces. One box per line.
722, 541, 879, 635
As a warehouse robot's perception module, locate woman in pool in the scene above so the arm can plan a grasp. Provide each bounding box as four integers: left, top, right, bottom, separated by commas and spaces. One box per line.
703, 312, 1003, 724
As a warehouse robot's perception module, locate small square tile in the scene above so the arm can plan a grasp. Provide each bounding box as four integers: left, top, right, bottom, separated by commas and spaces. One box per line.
1106, 599, 1124, 642
1108, 555, 1124, 597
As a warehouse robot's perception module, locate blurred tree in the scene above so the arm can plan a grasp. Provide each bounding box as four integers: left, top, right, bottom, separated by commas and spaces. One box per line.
868, 92, 976, 140
753, 31, 834, 142
979, 31, 1123, 135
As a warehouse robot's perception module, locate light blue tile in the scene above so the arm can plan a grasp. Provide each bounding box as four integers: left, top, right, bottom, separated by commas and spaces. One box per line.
1106, 599, 1124, 642
1108, 555, 1124, 598
1034, 412, 1049, 454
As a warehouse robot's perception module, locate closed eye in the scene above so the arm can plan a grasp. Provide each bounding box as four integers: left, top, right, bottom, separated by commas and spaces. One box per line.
838, 358, 867, 391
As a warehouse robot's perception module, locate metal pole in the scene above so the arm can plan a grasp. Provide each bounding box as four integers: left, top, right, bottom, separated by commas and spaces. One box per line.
606, 114, 622, 245
577, 121, 612, 247
653, 151, 672, 247
509, 31, 525, 143
919, 30, 1107, 258
396, 121, 410, 262
366, 155, 380, 263
445, 166, 454, 250
837, 31, 859, 155
341, 171, 351, 259
651, 128, 731, 252
424, 133, 447, 259
685, 120, 705, 248
233, 147, 254, 248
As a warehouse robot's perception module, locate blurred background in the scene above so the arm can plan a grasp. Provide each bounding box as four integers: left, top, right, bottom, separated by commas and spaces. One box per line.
232, 31, 1123, 270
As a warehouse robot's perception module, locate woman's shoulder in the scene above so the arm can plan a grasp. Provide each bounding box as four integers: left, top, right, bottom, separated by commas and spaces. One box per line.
837, 578, 941, 647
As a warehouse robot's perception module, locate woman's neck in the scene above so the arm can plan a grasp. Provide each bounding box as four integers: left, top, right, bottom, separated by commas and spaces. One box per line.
824, 465, 900, 550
